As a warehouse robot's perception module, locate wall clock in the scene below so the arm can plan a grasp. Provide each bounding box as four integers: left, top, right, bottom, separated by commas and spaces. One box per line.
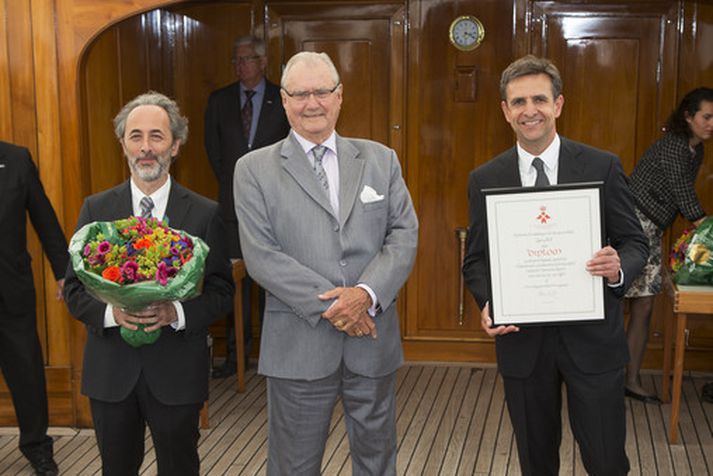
449, 15, 485, 51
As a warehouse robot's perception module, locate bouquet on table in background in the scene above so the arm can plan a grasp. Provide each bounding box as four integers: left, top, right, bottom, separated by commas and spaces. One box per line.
69, 216, 209, 347
670, 217, 713, 285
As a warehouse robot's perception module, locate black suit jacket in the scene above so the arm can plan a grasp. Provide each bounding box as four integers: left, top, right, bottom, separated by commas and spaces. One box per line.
204, 80, 290, 223
0, 141, 67, 314
463, 137, 648, 378
63, 180, 233, 404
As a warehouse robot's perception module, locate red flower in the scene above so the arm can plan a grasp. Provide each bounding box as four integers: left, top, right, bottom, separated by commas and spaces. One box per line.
101, 266, 122, 283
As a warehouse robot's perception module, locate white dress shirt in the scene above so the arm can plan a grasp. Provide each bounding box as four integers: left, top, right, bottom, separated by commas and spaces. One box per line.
517, 134, 560, 186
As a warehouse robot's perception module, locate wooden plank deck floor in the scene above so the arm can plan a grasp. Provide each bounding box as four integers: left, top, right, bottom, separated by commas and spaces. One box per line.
0, 363, 711, 475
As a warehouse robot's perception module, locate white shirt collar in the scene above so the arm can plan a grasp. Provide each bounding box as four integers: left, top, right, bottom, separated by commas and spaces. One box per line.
517, 134, 561, 186
290, 130, 340, 215
130, 175, 172, 220
291, 130, 337, 163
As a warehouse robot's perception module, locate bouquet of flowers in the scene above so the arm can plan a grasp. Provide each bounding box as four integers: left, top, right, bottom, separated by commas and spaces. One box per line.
670, 217, 713, 285
69, 216, 209, 347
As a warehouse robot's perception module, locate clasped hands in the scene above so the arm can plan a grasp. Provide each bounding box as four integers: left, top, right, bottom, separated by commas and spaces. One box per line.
480, 245, 621, 337
113, 302, 177, 332
320, 287, 377, 339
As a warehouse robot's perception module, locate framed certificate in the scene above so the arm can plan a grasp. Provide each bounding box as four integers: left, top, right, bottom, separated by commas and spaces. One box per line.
484, 183, 605, 326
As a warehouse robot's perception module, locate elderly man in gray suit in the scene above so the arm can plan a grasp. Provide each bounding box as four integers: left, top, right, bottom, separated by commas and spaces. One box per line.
234, 51, 418, 475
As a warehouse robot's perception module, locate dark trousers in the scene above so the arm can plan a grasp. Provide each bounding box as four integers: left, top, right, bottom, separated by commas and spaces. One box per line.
502, 328, 629, 476
0, 301, 52, 455
90, 373, 202, 476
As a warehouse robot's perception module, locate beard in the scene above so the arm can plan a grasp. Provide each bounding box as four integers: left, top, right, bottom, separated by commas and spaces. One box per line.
126, 150, 172, 182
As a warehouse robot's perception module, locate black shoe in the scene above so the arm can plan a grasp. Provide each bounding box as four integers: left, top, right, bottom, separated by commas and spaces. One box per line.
212, 362, 237, 378
25, 451, 58, 476
625, 387, 662, 404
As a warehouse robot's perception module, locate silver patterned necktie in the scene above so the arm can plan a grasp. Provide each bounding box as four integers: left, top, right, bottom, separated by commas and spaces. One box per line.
139, 196, 154, 218
312, 145, 330, 193
532, 157, 550, 187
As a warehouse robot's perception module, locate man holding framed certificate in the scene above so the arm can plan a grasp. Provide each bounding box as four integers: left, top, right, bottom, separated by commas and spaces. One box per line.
463, 55, 648, 476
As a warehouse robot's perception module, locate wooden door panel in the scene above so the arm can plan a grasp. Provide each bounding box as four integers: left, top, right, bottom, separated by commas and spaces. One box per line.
559, 37, 641, 167
533, 5, 678, 173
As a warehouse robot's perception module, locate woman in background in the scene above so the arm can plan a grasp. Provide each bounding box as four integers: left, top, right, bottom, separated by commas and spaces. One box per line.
625, 87, 713, 403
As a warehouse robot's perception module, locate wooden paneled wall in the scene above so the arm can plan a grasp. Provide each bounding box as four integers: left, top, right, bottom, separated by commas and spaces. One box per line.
1, 0, 711, 427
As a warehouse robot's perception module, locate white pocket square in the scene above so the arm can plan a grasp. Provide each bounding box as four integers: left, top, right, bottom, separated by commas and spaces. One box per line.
360, 185, 384, 204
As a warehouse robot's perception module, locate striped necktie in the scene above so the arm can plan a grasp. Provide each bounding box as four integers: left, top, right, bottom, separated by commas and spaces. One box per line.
312, 145, 330, 193
139, 196, 154, 218
242, 89, 255, 142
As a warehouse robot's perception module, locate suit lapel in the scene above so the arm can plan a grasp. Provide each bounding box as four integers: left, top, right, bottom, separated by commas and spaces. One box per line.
253, 82, 280, 147
165, 180, 190, 228
107, 181, 134, 220
498, 147, 522, 187
557, 137, 585, 184
225, 84, 249, 148
335, 135, 364, 225
281, 134, 336, 218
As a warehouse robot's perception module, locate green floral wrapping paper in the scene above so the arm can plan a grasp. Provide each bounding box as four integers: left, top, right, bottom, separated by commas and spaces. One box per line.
68, 218, 210, 347
672, 217, 713, 285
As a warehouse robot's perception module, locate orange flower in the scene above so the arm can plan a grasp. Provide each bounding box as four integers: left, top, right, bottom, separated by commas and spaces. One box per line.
134, 238, 152, 249
102, 266, 122, 282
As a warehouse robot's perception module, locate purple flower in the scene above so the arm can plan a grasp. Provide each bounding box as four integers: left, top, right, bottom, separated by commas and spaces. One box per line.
97, 241, 111, 255
155, 261, 169, 286
121, 261, 139, 282
87, 254, 104, 266
83, 244, 92, 256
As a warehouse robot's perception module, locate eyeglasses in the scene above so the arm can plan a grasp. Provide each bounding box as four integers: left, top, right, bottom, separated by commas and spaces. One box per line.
282, 83, 341, 102
232, 55, 260, 65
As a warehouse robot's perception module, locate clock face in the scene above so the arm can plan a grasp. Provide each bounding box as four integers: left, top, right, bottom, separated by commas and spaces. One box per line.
449, 16, 485, 51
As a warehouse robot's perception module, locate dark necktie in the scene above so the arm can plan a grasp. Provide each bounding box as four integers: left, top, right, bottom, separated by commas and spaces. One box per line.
139, 196, 154, 218
312, 145, 330, 193
242, 90, 255, 141
532, 157, 550, 187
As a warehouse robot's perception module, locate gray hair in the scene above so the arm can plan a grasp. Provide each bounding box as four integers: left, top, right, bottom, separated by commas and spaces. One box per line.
500, 55, 563, 101
233, 36, 266, 58
113, 91, 188, 145
280, 52, 340, 89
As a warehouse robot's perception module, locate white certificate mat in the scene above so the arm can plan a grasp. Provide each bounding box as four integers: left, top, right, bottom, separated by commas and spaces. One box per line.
485, 184, 605, 326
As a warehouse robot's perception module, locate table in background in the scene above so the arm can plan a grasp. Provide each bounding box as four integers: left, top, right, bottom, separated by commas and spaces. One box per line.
661, 283, 713, 443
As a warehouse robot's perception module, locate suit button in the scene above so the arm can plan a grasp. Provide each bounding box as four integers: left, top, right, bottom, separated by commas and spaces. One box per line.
339, 260, 347, 267
333, 224, 340, 231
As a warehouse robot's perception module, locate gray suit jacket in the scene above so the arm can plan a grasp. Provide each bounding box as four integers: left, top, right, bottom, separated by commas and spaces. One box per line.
234, 132, 418, 380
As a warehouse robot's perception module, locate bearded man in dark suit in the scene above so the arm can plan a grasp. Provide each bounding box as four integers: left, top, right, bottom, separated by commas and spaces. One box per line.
204, 35, 289, 377
64, 92, 233, 476
0, 140, 67, 475
463, 56, 648, 476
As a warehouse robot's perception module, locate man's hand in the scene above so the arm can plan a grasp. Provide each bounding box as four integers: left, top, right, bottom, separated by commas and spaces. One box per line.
55, 279, 65, 301
480, 302, 520, 337
586, 245, 621, 283
319, 287, 377, 338
112, 302, 178, 332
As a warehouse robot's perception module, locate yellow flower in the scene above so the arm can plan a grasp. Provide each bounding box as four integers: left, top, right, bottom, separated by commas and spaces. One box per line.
688, 244, 711, 265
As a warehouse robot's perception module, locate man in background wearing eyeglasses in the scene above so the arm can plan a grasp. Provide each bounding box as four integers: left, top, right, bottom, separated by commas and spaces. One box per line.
234, 51, 418, 475
204, 36, 289, 378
